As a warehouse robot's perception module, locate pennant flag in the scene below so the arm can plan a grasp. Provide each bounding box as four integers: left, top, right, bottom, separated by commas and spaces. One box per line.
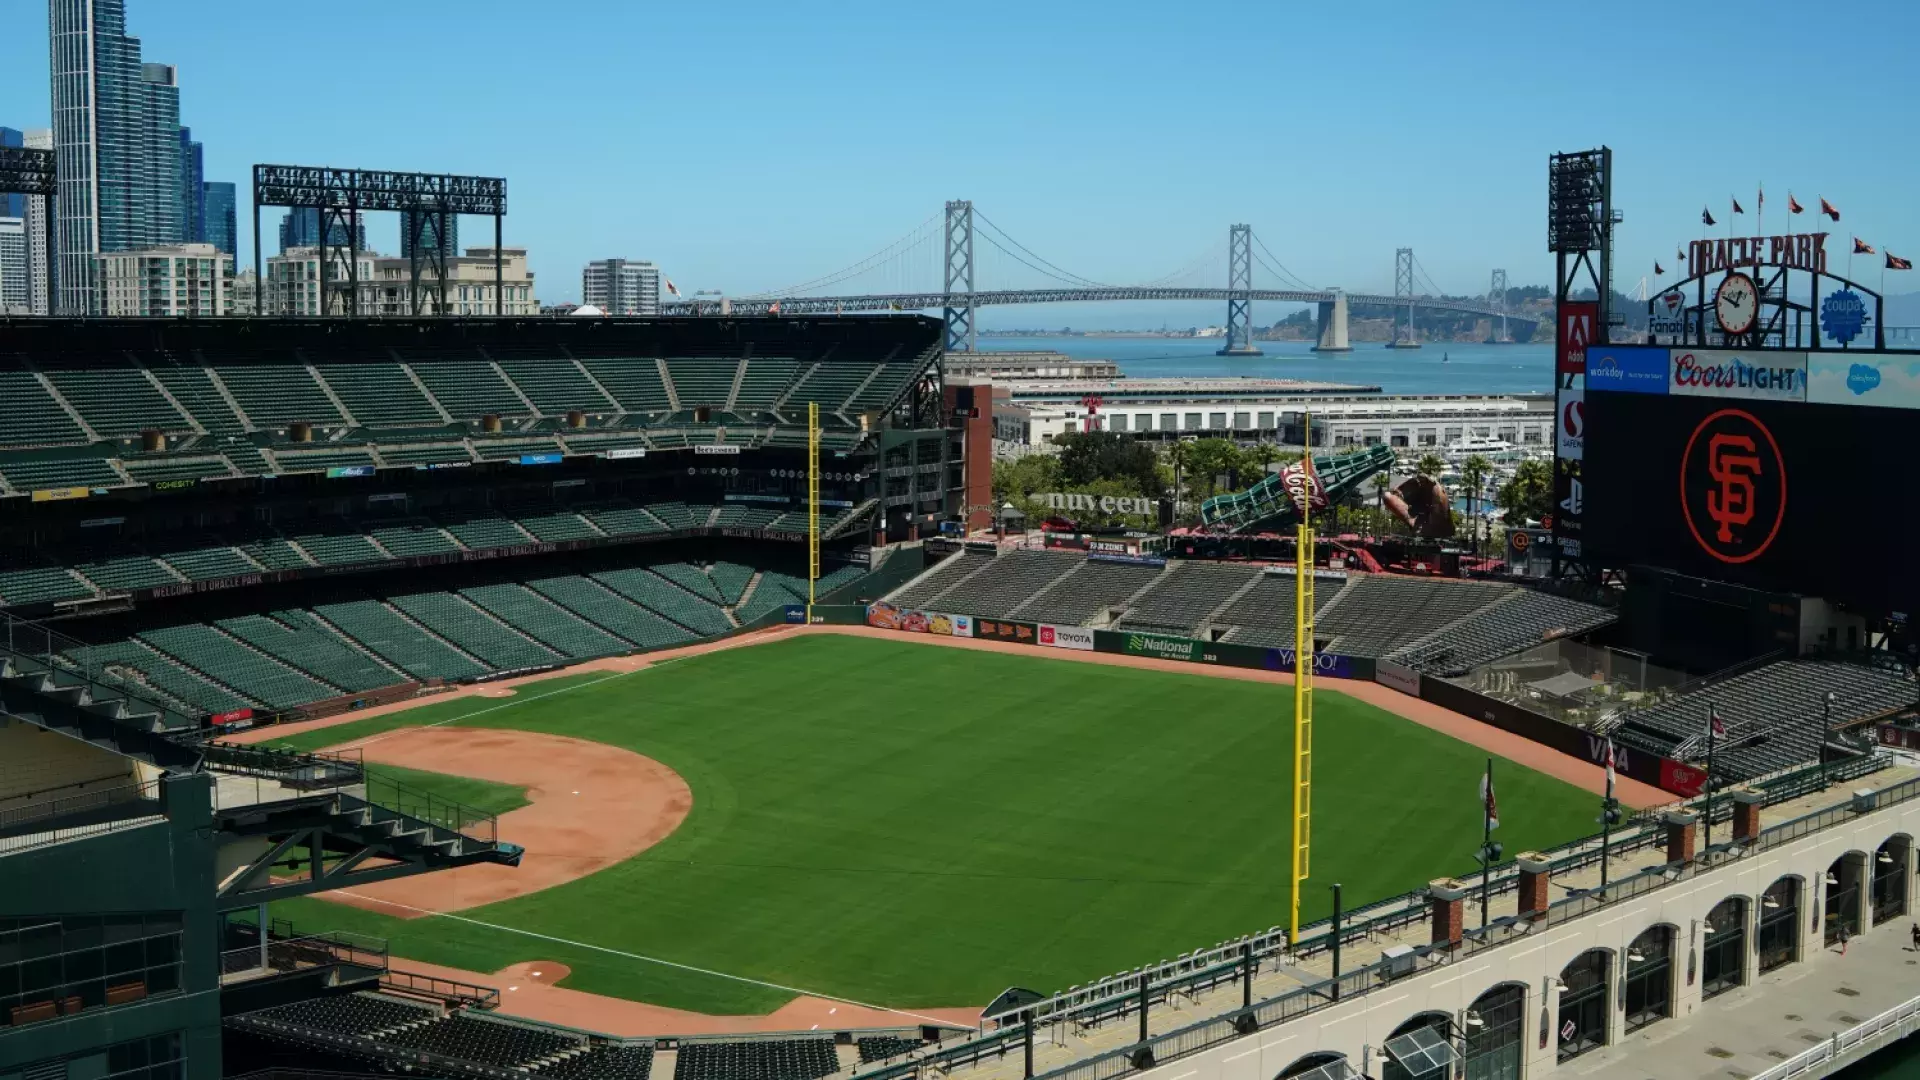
1710, 706, 1727, 737
1891, 253, 1914, 271
1788, 192, 1804, 214
1603, 739, 1617, 797
1821, 197, 1840, 221
1701, 207, 1717, 226
1757, 185, 1765, 210
1854, 238, 1876, 255
1480, 771, 1499, 831
1677, 245, 1687, 263
663, 278, 680, 297
1732, 197, 1745, 215
1655, 262, 1666, 276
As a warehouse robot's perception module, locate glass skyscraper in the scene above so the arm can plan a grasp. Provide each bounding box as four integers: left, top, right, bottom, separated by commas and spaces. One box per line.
49, 0, 188, 312
399, 210, 458, 260
279, 207, 366, 252
0, 128, 23, 220
202, 181, 235, 256
179, 126, 204, 243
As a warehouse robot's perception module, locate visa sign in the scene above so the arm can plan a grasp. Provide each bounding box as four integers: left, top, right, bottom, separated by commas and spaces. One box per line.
1670, 350, 1806, 402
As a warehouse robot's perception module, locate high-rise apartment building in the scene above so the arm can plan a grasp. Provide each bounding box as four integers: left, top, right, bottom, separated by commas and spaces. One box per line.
278, 208, 366, 253
0, 219, 28, 314
49, 0, 189, 312
22, 128, 52, 314
268, 246, 539, 317
0, 128, 23, 219
398, 210, 458, 260
582, 258, 660, 315
99, 242, 230, 316
202, 181, 235, 255
179, 126, 204, 243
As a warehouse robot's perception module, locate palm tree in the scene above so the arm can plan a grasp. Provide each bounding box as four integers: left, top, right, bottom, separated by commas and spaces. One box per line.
1372, 471, 1392, 512
1460, 454, 1493, 555
1416, 452, 1446, 479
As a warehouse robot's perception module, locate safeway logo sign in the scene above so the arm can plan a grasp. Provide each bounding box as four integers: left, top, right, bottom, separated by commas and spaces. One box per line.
1557, 389, 1585, 461
1558, 301, 1599, 376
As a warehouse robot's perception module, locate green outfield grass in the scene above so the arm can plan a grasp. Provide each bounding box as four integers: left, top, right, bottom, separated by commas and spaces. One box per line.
365, 763, 530, 819
275, 634, 1597, 1014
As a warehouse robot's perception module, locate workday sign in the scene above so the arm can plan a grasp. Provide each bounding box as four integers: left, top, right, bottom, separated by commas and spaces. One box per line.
1584, 346, 1669, 395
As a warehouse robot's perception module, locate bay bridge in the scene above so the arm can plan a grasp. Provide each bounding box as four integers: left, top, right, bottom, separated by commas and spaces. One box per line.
659, 200, 1539, 355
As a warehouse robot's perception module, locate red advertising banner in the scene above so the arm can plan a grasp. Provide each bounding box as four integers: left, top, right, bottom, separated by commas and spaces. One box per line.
1658, 757, 1707, 798
209, 708, 255, 726
1557, 301, 1598, 376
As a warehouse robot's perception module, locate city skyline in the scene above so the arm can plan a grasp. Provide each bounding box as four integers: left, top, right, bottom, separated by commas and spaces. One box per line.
6, 0, 1918, 321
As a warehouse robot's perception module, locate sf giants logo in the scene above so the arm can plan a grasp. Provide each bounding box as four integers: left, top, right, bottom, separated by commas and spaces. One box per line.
1681, 408, 1786, 564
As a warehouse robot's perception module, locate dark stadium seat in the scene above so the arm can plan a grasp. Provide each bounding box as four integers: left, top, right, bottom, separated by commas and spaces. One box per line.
857, 1036, 923, 1063
251, 992, 438, 1037
890, 551, 995, 608
376, 1012, 584, 1067
1010, 559, 1166, 625
1390, 590, 1615, 676
1316, 576, 1511, 658
673, 1038, 839, 1080
538, 1044, 656, 1080
934, 550, 1083, 617
1114, 562, 1261, 634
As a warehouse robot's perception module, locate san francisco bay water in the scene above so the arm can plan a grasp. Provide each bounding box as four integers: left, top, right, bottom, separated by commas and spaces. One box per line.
979, 336, 1554, 395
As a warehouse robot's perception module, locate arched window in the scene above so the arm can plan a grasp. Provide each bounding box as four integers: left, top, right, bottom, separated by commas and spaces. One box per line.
1463, 982, 1525, 1080
1758, 876, 1801, 973
1623, 925, 1676, 1033
1277, 1051, 1351, 1080
1825, 853, 1866, 946
1872, 836, 1911, 926
1702, 896, 1748, 999
1380, 1012, 1451, 1080
1557, 949, 1610, 1063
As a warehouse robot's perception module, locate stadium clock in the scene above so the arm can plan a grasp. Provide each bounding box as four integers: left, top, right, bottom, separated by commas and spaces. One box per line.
1714, 272, 1759, 336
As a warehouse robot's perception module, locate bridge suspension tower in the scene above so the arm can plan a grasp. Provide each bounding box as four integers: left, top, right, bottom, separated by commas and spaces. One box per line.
1390, 247, 1420, 348
943, 199, 976, 355
1218, 224, 1262, 356
1486, 268, 1511, 344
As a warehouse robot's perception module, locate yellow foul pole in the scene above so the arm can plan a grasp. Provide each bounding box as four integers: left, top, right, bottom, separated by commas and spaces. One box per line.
808, 401, 820, 621
1289, 432, 1316, 943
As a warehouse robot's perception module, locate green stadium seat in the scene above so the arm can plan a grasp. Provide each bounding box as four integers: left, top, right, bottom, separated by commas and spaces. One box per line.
649, 561, 726, 604
217, 611, 403, 693
512, 510, 601, 542
707, 562, 755, 605
404, 354, 531, 420
43, 367, 194, 437
120, 455, 235, 484
64, 639, 254, 715
387, 591, 559, 671
149, 367, 248, 434
220, 443, 273, 477
282, 523, 390, 567
74, 554, 181, 592
493, 353, 617, 414
0, 456, 124, 492
377, 441, 475, 467
436, 511, 533, 550
312, 600, 489, 682
730, 358, 807, 412
593, 567, 733, 636
664, 358, 739, 410
0, 368, 89, 447
584, 502, 669, 537
641, 502, 705, 529
312, 362, 445, 428
139, 623, 337, 709
526, 575, 698, 650
459, 584, 629, 659
0, 563, 96, 606
561, 433, 650, 457
473, 438, 563, 461
577, 355, 672, 413
272, 447, 379, 476
369, 520, 462, 557
154, 541, 258, 582
238, 533, 312, 571
215, 363, 348, 427
787, 363, 872, 412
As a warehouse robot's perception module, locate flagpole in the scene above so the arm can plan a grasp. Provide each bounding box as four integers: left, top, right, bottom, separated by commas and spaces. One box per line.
1480, 758, 1493, 931
1703, 706, 1717, 851
1599, 742, 1614, 897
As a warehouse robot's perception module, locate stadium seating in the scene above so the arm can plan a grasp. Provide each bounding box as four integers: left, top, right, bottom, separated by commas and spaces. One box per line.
934, 550, 1082, 617
42, 366, 193, 436
1390, 591, 1616, 676
215, 362, 348, 427
513, 509, 603, 543
155, 540, 259, 582
312, 362, 444, 428
633, 502, 699, 530
493, 354, 617, 414
221, 443, 273, 476
1116, 562, 1260, 634
664, 358, 738, 411
706, 562, 756, 605
593, 568, 734, 636
238, 533, 312, 571
0, 557, 96, 606
73, 553, 180, 592
377, 1013, 583, 1067
527, 576, 699, 650
1009, 559, 1165, 626
63, 639, 254, 715
788, 363, 870, 413
0, 455, 125, 492
673, 1039, 838, 1080
649, 562, 727, 605
1613, 659, 1915, 779
731, 359, 806, 412
370, 519, 463, 557
378, 441, 476, 467
857, 1037, 921, 1063
282, 521, 390, 567
1211, 573, 1310, 646
438, 510, 535, 550
576, 355, 673, 413
217, 611, 403, 693
890, 551, 994, 608
0, 368, 89, 447
583, 502, 670, 537
312, 600, 491, 682
460, 584, 631, 659
539, 1045, 656, 1080
149, 367, 247, 434
138, 624, 338, 709
120, 455, 234, 484
403, 354, 532, 420
387, 591, 560, 671
1317, 576, 1510, 658
252, 992, 438, 1036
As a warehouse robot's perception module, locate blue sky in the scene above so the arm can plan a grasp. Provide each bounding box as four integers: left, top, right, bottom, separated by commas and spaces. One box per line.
4, 0, 1916, 323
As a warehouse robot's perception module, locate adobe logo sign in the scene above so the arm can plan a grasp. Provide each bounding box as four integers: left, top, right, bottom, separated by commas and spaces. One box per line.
1680, 408, 1786, 564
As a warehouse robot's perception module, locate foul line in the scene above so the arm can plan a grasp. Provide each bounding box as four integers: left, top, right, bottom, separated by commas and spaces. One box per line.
350, 656, 695, 749
334, 890, 970, 1029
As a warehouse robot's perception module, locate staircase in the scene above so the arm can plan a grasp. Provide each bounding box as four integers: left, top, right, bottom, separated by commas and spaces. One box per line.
0, 653, 203, 772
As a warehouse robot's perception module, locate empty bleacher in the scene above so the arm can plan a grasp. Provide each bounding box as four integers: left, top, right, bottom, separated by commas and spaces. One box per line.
539, 1044, 656, 1080
0, 368, 89, 447
438, 510, 534, 550
250, 992, 438, 1037
527, 576, 699, 650
934, 550, 1082, 617
664, 358, 738, 410
857, 1036, 922, 1063
1390, 591, 1616, 676
706, 562, 755, 605
649, 562, 727, 605
577, 355, 672, 413
493, 353, 616, 414
1010, 559, 1166, 626
120, 455, 233, 484
312, 362, 444, 428
0, 556, 96, 607
387, 592, 560, 671
593, 568, 733, 636
214, 361, 347, 427
583, 502, 668, 538
73, 553, 180, 592
1317, 576, 1510, 658
1115, 562, 1260, 635
460, 584, 630, 659
312, 600, 490, 682
369, 519, 463, 558
376, 1012, 583, 1068
404, 354, 531, 420
889, 551, 994, 608
513, 509, 602, 543
282, 521, 390, 567
731, 358, 806, 412
138, 623, 338, 710
150, 367, 248, 434
0, 456, 125, 492
155, 540, 259, 582
64, 639, 254, 716
673, 1038, 838, 1080
42, 366, 193, 436
217, 612, 402, 693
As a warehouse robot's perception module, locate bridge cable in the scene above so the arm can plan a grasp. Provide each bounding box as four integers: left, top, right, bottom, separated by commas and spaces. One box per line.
972, 211, 1111, 288
738, 212, 940, 299
974, 228, 1109, 290
1249, 232, 1320, 292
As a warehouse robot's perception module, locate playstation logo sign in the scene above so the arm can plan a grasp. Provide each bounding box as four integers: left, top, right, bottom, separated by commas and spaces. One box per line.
1559, 477, 1583, 517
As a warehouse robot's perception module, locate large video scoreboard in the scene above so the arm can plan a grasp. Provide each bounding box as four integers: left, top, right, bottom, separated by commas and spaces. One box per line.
1579, 344, 1920, 617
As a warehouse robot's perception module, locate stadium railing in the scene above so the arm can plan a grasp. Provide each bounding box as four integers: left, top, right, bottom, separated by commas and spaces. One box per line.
219, 931, 389, 981
0, 777, 165, 856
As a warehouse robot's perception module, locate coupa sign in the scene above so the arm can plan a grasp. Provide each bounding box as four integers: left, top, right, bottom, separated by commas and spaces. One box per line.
1038, 493, 1160, 516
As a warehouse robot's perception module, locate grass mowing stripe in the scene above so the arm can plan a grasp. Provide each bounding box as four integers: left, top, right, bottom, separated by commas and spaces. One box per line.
283, 634, 1597, 1013
365, 763, 530, 818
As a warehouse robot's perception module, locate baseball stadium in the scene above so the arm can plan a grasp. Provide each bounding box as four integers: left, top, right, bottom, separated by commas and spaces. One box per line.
5, 300, 1920, 1080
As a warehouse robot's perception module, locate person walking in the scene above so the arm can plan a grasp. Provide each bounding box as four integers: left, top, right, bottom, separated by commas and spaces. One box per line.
1910, 922, 1919, 952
